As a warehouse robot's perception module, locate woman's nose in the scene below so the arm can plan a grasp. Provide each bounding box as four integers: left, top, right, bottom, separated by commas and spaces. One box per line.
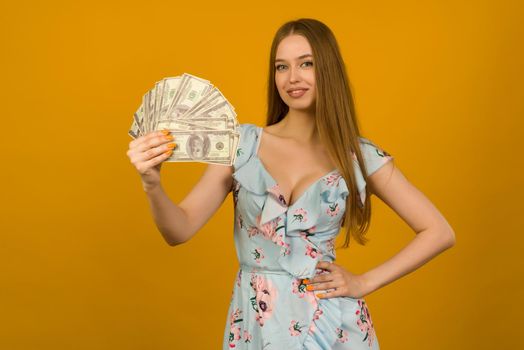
288, 66, 301, 82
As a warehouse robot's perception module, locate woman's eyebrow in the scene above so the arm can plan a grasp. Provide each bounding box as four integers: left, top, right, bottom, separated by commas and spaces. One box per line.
275, 54, 313, 63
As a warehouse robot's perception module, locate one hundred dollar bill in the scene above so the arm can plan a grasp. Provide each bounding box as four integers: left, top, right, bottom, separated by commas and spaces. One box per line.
164, 130, 238, 164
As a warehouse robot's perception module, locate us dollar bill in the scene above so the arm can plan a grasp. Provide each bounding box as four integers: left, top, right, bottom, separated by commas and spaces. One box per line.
164, 130, 238, 164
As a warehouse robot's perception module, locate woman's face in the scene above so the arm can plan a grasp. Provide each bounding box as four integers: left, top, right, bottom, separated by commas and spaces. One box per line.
274, 34, 316, 112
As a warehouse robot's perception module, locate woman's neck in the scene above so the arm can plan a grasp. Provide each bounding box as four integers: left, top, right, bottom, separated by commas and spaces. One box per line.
276, 109, 318, 143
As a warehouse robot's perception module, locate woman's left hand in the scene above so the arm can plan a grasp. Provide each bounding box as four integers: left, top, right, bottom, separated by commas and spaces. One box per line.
304, 261, 371, 299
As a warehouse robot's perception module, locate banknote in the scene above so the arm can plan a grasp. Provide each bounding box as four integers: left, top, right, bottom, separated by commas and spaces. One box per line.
128, 73, 240, 166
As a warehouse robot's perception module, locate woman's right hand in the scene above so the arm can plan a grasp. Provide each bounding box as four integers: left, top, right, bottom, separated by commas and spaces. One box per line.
127, 129, 177, 191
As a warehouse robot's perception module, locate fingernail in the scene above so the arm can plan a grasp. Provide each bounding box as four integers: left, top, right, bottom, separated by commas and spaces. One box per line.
317, 293, 324, 298
164, 150, 173, 156
166, 143, 176, 149
302, 279, 310, 284
161, 129, 170, 135
165, 135, 174, 141
306, 285, 313, 291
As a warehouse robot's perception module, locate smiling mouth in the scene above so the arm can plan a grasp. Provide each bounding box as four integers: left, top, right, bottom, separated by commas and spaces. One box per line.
287, 89, 308, 97
287, 88, 308, 93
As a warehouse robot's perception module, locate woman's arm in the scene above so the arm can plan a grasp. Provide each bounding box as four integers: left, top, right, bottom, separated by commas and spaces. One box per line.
361, 160, 456, 294
144, 163, 234, 246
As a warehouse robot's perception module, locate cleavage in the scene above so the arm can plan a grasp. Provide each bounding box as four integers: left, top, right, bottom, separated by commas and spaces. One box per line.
256, 128, 335, 206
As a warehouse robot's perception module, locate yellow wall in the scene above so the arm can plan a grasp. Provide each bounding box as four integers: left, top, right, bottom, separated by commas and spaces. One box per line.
1, 0, 522, 348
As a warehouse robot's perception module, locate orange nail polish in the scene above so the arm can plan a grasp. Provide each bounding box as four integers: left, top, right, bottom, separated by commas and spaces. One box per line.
302, 279, 310, 284
317, 293, 324, 298
161, 129, 170, 135
306, 285, 313, 291
166, 143, 176, 149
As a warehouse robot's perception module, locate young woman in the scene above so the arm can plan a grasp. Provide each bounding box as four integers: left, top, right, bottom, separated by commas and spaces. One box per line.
127, 18, 455, 350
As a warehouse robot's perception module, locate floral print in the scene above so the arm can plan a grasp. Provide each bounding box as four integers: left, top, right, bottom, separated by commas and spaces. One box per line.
251, 247, 265, 263
249, 274, 278, 326
292, 208, 308, 222
291, 278, 308, 297
228, 308, 243, 348
289, 320, 305, 336
356, 299, 377, 348
336, 327, 349, 343
327, 202, 340, 217
305, 243, 320, 259
222, 124, 392, 349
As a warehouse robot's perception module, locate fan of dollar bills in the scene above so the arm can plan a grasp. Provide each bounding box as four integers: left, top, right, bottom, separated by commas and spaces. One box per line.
128, 73, 240, 166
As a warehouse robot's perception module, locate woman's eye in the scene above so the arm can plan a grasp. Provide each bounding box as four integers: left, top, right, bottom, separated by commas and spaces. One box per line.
275, 61, 313, 71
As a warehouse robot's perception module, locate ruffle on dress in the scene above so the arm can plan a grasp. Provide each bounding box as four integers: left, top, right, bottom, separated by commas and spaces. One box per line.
232, 155, 350, 279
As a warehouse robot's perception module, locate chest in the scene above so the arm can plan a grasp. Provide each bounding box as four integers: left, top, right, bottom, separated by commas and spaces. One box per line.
256, 131, 337, 207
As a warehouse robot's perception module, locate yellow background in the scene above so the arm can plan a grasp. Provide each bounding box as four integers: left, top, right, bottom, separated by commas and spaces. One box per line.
1, 0, 522, 348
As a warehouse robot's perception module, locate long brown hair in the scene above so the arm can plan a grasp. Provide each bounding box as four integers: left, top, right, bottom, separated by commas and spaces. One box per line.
266, 18, 383, 248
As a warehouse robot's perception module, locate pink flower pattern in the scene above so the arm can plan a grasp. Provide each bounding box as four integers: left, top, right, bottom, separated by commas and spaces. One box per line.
249, 274, 278, 326
228, 308, 243, 348
327, 202, 340, 217
246, 225, 258, 237
336, 327, 349, 343
305, 243, 319, 259
289, 320, 305, 336
291, 278, 308, 297
303, 225, 317, 237
256, 215, 284, 242
243, 330, 252, 343
326, 238, 335, 256
324, 173, 342, 187
356, 299, 377, 347
292, 208, 308, 223
251, 247, 265, 263
307, 307, 324, 335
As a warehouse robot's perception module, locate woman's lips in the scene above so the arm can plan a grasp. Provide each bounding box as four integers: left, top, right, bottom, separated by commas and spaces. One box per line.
287, 89, 307, 98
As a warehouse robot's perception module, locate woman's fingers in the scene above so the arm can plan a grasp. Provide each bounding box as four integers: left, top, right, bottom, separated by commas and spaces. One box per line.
127, 129, 178, 175
129, 130, 162, 149
128, 130, 177, 159
138, 133, 175, 153
134, 141, 176, 163
132, 130, 175, 154
136, 148, 173, 174
306, 280, 339, 291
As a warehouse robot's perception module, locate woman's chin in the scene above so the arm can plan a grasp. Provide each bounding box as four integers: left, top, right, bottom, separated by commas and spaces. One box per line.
287, 102, 316, 112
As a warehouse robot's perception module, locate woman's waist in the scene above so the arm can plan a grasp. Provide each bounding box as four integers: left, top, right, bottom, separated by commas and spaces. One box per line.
239, 263, 291, 276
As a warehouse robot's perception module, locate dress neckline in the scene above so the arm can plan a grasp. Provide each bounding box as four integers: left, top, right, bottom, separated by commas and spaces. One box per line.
253, 126, 339, 207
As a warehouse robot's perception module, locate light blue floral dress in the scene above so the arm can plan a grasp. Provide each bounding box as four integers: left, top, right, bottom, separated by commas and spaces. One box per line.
222, 123, 394, 349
